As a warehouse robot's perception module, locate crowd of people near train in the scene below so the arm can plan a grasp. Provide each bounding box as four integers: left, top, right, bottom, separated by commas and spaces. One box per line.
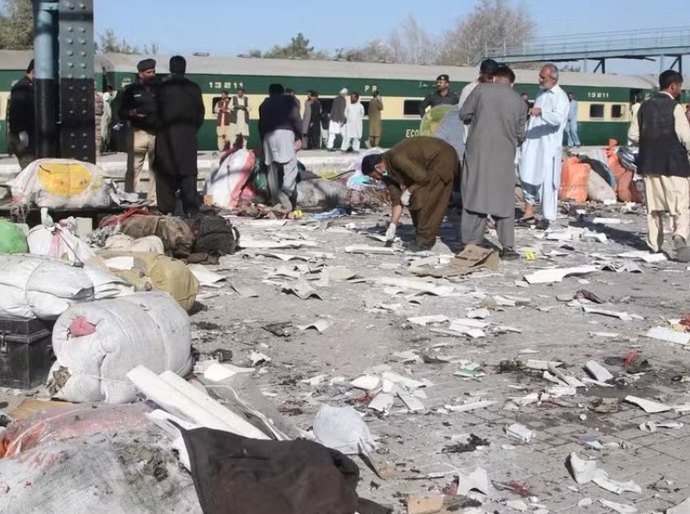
6, 55, 690, 261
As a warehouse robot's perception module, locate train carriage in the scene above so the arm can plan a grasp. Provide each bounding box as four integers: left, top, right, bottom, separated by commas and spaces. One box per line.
0, 49, 670, 153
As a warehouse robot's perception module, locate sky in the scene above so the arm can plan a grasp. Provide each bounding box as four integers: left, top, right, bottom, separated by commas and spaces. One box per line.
94, 0, 690, 74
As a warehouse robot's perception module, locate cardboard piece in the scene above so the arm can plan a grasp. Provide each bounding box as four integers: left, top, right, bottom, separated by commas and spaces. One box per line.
411, 244, 499, 278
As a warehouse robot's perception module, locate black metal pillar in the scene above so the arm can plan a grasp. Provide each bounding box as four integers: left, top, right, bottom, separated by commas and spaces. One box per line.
32, 0, 59, 158
58, 0, 95, 163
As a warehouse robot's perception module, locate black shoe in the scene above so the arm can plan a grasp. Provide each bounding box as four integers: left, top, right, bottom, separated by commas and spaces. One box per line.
535, 219, 550, 231
500, 247, 520, 260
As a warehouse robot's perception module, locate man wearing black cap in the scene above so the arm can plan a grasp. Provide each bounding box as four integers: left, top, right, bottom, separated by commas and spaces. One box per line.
8, 59, 35, 169
119, 58, 159, 201
419, 74, 459, 117
459, 59, 499, 107
154, 55, 205, 217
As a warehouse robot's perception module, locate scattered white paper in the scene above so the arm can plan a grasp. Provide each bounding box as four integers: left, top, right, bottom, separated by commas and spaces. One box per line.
625, 395, 672, 413
524, 265, 598, 284
646, 326, 690, 345
506, 423, 534, 443
599, 499, 637, 514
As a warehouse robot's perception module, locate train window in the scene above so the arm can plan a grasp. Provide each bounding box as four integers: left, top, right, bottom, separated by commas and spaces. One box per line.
360, 100, 370, 116
211, 97, 224, 111
589, 104, 605, 118
611, 104, 624, 118
404, 100, 422, 116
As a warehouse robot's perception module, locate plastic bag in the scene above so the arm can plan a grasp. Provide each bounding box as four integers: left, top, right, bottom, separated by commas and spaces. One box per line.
313, 405, 376, 455
49, 291, 193, 403
27, 223, 96, 264
0, 219, 28, 254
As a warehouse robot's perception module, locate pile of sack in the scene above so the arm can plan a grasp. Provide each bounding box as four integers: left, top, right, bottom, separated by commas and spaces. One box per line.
559, 140, 642, 204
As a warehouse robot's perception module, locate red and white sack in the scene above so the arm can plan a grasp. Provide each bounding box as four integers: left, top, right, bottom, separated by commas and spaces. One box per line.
49, 292, 193, 403
204, 149, 255, 209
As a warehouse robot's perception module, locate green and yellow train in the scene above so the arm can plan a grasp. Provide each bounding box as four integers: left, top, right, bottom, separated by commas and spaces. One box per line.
1, 49, 679, 152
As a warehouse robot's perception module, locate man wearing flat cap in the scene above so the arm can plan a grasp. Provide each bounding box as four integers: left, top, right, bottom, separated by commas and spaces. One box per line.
419, 74, 459, 117
154, 55, 205, 217
118, 58, 159, 201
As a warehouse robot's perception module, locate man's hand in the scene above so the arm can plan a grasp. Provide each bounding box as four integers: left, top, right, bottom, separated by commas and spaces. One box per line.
529, 107, 542, 117
385, 222, 397, 241
400, 189, 411, 207
294, 139, 302, 151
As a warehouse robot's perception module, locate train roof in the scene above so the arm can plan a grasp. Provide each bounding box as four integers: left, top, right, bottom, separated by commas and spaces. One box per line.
101, 53, 657, 89
0, 49, 657, 90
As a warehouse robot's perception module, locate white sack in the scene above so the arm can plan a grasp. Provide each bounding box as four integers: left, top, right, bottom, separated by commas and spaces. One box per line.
50, 291, 193, 403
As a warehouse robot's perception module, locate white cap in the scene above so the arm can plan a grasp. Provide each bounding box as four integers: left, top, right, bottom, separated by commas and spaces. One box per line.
340, 88, 348, 95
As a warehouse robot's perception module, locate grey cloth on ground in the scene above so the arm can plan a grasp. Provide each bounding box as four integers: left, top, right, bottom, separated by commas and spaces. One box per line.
461, 209, 515, 249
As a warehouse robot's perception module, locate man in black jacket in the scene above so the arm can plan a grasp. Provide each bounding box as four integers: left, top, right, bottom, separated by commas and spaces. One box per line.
258, 83, 302, 209
8, 59, 35, 169
628, 69, 690, 261
154, 55, 205, 217
118, 58, 159, 200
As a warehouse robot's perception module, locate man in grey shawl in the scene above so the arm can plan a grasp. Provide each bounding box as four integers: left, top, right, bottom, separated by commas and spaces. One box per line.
258, 83, 303, 210
459, 65, 526, 260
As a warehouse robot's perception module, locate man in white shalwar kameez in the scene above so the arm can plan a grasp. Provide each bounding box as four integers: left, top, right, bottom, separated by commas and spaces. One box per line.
341, 92, 364, 153
518, 63, 569, 230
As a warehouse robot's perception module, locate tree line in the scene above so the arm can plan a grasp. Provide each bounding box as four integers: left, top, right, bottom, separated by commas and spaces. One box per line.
0, 0, 534, 66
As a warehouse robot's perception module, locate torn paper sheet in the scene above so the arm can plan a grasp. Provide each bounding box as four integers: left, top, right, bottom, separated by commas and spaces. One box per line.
568, 453, 642, 495
407, 314, 449, 326
624, 396, 672, 413
599, 499, 637, 514
618, 250, 667, 263
368, 393, 395, 413
584, 361, 614, 382
255, 251, 311, 262
378, 277, 455, 297
445, 400, 497, 413
188, 264, 227, 287
646, 326, 690, 345
229, 281, 259, 298
398, 392, 425, 412
583, 306, 643, 321
524, 265, 598, 284
457, 468, 492, 496
639, 421, 683, 433
241, 239, 318, 249
281, 279, 322, 300
345, 245, 397, 255
203, 363, 255, 382
297, 319, 333, 333
351, 375, 381, 391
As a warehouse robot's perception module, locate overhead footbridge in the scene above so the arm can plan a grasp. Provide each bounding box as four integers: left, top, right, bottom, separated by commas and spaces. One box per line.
483, 27, 690, 73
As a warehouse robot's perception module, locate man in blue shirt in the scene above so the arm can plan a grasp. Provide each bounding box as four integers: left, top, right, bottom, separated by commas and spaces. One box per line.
565, 91, 581, 147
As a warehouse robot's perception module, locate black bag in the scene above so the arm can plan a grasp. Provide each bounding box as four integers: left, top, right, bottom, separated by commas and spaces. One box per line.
192, 215, 240, 256
180, 428, 392, 514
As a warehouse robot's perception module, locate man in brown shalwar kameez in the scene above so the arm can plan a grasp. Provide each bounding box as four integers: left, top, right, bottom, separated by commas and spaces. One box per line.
361, 137, 458, 252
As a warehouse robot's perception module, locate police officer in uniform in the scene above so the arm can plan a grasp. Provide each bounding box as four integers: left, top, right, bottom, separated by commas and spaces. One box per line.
118, 58, 158, 202
419, 74, 459, 117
